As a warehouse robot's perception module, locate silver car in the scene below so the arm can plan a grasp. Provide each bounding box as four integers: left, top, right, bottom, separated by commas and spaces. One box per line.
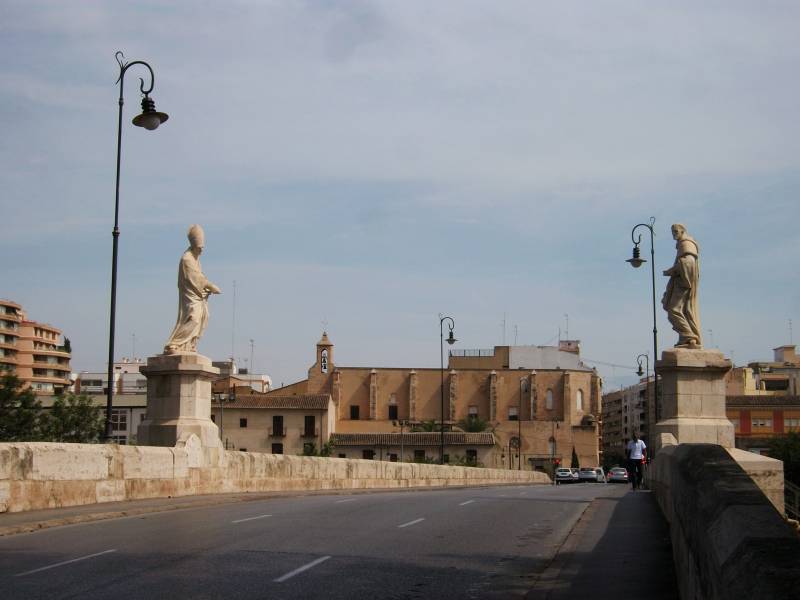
578, 467, 605, 482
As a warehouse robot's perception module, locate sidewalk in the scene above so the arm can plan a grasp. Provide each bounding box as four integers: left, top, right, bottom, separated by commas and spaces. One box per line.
526, 487, 678, 599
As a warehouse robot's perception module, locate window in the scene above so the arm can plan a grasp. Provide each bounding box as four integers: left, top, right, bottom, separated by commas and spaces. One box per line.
271, 443, 283, 454
109, 435, 127, 445
576, 389, 583, 411
389, 453, 398, 462
350, 405, 360, 420
548, 437, 556, 456
304, 415, 316, 437
239, 448, 247, 452
751, 417, 773, 428
786, 418, 800, 430
338, 453, 346, 459
468, 405, 478, 419
546, 389, 553, 410
388, 405, 398, 420
272, 415, 284, 436
239, 418, 248, 428
508, 406, 518, 421
363, 449, 375, 460
466, 449, 478, 465
443, 454, 449, 464
109, 409, 127, 432
414, 449, 425, 462
303, 442, 315, 454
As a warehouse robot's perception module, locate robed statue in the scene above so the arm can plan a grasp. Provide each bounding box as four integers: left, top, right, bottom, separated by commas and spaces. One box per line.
163, 224, 221, 354
662, 223, 702, 348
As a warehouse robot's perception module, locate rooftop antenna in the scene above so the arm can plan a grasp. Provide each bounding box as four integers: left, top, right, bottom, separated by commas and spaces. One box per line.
231, 280, 237, 367
564, 313, 569, 340
131, 332, 136, 360
790, 319, 794, 344
502, 312, 507, 345
322, 316, 329, 333
249, 338, 254, 375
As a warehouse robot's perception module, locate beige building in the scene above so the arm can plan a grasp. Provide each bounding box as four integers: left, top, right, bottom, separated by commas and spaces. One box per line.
0, 299, 72, 395
217, 334, 602, 471
601, 376, 654, 464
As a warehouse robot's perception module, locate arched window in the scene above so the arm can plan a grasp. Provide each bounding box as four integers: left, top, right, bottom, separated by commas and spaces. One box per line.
546, 389, 553, 410
576, 389, 583, 411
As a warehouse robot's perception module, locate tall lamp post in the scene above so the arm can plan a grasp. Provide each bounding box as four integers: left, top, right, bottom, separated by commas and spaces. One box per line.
518, 377, 527, 470
626, 217, 660, 424
105, 51, 168, 440
439, 316, 456, 465
636, 353, 651, 437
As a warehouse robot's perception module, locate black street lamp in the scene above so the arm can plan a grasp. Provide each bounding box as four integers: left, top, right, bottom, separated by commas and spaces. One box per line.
439, 315, 456, 464
636, 353, 651, 437
518, 377, 527, 470
626, 217, 660, 424
105, 52, 168, 441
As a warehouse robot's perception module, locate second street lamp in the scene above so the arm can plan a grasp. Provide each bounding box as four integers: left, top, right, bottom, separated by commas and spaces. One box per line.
636, 353, 651, 439
626, 217, 660, 425
439, 316, 456, 465
105, 51, 168, 441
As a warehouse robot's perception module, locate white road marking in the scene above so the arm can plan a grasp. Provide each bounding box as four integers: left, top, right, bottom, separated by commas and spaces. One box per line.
397, 518, 425, 528
15, 549, 117, 577
459, 500, 476, 506
232, 514, 272, 524
273, 555, 332, 583
335, 498, 356, 503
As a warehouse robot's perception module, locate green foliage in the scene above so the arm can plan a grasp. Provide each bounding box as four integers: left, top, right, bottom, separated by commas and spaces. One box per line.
768, 432, 800, 486
411, 420, 439, 432
41, 393, 104, 443
455, 416, 492, 433
571, 447, 580, 469
0, 374, 43, 441
413, 455, 438, 464
301, 439, 336, 457
449, 454, 484, 468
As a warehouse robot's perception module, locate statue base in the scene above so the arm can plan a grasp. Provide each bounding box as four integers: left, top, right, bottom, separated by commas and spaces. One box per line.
653, 348, 734, 452
137, 353, 222, 448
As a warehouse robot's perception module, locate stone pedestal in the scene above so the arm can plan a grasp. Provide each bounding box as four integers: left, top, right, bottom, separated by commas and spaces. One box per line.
137, 353, 222, 448
654, 348, 734, 452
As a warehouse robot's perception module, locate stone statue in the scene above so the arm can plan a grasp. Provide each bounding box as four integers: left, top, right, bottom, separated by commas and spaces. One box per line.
662, 223, 702, 348
163, 225, 221, 354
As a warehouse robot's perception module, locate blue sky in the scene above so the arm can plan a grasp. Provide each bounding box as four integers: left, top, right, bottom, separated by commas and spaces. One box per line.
2, 1, 799, 390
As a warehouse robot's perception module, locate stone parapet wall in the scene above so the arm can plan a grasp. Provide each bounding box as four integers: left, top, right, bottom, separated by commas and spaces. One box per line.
650, 443, 800, 600
0, 436, 550, 514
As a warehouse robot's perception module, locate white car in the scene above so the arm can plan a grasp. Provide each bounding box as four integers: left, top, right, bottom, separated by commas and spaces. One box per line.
555, 468, 579, 484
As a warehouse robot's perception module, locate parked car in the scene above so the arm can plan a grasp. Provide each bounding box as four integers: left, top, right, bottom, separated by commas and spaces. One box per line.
555, 468, 579, 484
607, 466, 629, 484
578, 467, 606, 482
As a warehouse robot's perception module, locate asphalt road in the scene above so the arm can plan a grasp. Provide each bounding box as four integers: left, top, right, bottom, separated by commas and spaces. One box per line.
0, 483, 628, 600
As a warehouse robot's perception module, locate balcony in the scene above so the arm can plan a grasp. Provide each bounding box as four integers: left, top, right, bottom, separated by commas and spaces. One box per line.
31, 348, 71, 359
269, 427, 286, 437
301, 428, 320, 438
32, 360, 71, 372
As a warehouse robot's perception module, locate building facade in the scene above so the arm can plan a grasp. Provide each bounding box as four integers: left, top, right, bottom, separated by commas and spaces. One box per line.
725, 344, 800, 454
600, 376, 654, 464
0, 299, 72, 395
219, 334, 602, 470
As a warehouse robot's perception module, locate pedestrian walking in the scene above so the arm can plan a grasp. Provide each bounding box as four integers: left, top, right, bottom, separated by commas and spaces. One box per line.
626, 433, 647, 490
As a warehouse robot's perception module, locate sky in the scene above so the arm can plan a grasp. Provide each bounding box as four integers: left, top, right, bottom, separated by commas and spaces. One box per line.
2, 1, 799, 391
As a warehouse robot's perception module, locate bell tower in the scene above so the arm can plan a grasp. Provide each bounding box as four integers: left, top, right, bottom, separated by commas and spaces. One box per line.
307, 331, 334, 394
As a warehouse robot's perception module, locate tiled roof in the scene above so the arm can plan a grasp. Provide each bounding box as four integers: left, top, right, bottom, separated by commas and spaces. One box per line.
726, 395, 800, 407
330, 432, 495, 447
212, 395, 330, 410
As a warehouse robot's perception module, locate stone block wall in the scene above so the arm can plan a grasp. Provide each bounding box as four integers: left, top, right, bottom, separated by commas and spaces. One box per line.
0, 437, 550, 514
650, 443, 800, 600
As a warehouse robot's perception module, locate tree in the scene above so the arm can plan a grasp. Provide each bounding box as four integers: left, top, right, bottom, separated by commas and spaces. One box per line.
41, 393, 104, 443
0, 374, 43, 441
412, 420, 439, 432
769, 432, 800, 486
571, 447, 580, 469
455, 416, 492, 433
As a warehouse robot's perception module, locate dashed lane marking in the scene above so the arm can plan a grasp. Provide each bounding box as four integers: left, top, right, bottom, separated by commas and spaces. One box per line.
273, 556, 332, 583
15, 549, 117, 577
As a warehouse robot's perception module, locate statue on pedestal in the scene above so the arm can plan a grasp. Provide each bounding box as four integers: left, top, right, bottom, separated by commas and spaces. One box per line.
662, 223, 702, 348
163, 224, 221, 354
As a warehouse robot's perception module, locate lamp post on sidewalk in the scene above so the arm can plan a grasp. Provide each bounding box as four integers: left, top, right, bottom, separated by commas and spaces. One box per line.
518, 377, 528, 470
105, 51, 168, 441
439, 315, 456, 465
626, 217, 660, 423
